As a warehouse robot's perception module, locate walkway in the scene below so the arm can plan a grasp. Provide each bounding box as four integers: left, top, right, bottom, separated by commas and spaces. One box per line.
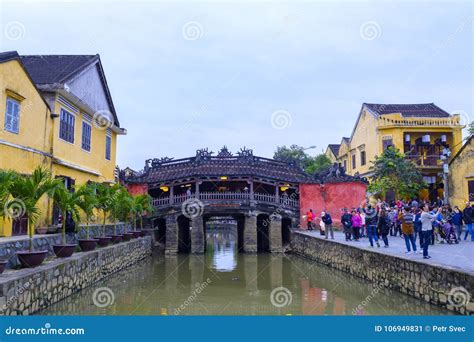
298, 230, 474, 275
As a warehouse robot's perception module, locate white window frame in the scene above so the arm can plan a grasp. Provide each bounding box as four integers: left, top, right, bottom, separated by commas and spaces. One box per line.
105, 135, 112, 161
4, 97, 20, 134
81, 121, 92, 152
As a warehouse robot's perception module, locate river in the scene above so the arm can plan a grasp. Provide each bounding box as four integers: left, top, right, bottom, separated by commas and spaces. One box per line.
40, 227, 451, 315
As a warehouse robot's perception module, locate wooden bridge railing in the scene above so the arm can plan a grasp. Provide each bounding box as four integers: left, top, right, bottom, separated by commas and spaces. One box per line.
151, 191, 299, 209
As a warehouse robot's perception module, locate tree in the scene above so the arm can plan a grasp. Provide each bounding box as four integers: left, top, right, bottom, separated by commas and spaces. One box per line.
0, 170, 18, 231
53, 183, 83, 245
9, 168, 61, 251
273, 145, 331, 174
95, 183, 115, 236
273, 145, 310, 169
75, 183, 98, 240
132, 194, 153, 230
368, 146, 426, 200
306, 154, 332, 174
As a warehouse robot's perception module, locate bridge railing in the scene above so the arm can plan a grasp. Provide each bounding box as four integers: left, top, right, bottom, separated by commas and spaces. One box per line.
151, 191, 299, 209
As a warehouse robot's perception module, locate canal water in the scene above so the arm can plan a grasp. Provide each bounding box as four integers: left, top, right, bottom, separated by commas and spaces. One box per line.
41, 227, 452, 316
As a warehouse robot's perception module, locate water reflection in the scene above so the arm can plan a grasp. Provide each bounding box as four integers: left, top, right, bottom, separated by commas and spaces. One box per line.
40, 226, 453, 316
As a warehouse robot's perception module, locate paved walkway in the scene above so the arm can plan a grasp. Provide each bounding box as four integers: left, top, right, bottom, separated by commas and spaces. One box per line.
298, 229, 474, 275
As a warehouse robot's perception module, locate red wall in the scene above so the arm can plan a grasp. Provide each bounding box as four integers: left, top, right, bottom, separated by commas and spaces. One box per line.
127, 183, 148, 196
299, 182, 367, 228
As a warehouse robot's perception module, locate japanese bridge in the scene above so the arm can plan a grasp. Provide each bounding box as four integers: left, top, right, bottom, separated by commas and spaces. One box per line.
123, 147, 314, 254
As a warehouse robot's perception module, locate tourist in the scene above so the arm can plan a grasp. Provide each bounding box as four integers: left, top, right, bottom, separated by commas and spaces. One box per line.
414, 207, 423, 248
351, 209, 361, 241
186, 188, 192, 197
463, 202, 473, 241
360, 208, 366, 238
306, 209, 314, 231
341, 208, 353, 241
364, 205, 380, 248
420, 204, 442, 259
451, 206, 463, 240
321, 211, 334, 240
411, 198, 419, 208
377, 208, 390, 247
401, 206, 417, 254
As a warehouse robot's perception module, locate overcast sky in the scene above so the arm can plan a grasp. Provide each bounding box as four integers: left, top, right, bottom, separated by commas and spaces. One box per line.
1, 0, 472, 170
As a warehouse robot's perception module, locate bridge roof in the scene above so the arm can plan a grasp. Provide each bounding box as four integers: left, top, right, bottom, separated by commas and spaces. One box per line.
127, 147, 314, 184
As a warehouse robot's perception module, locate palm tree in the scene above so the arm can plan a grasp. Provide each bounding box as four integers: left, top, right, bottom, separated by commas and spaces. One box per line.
95, 183, 115, 237
108, 184, 128, 236
134, 194, 153, 230
0, 170, 18, 231
76, 183, 98, 240
9, 167, 61, 251
52, 182, 83, 245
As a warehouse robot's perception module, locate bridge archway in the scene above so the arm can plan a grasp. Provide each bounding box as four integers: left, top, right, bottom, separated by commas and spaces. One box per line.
281, 217, 292, 246
257, 214, 270, 253
154, 218, 167, 247
177, 215, 191, 253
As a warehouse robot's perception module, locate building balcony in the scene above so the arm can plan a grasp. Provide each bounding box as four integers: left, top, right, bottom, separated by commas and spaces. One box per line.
406, 154, 443, 168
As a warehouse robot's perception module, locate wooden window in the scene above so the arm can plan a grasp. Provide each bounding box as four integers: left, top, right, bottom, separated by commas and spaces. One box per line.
59, 108, 75, 143
343, 160, 347, 171
469, 180, 474, 202
383, 139, 393, 151
360, 151, 366, 166
81, 121, 92, 151
4, 97, 20, 133
105, 135, 111, 160
352, 154, 356, 169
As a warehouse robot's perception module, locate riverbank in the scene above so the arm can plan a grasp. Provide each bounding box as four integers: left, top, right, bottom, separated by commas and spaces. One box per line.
290, 231, 473, 315
0, 236, 152, 315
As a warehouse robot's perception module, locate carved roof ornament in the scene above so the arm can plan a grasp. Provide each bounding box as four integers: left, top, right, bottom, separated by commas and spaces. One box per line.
151, 157, 174, 167
217, 146, 233, 157
237, 147, 253, 157
195, 148, 214, 161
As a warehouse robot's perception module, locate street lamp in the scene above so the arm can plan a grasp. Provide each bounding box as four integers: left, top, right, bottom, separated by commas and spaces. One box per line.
303, 145, 317, 151
440, 147, 452, 205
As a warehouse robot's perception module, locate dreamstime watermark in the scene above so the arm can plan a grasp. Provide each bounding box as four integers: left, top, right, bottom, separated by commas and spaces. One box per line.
270, 287, 292, 308
4, 198, 26, 220
261, 191, 299, 228
448, 287, 471, 308
92, 287, 115, 308
0, 280, 32, 313
4, 21, 26, 40
182, 198, 205, 219
271, 110, 292, 130
92, 110, 113, 130
182, 21, 204, 41
5, 323, 85, 336
359, 21, 382, 41
174, 278, 212, 315
352, 283, 384, 315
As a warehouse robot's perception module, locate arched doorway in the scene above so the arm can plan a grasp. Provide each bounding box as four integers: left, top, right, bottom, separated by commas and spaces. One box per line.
177, 215, 191, 253
257, 214, 270, 253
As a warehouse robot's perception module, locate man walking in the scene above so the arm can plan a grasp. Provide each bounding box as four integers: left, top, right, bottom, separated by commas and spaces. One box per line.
364, 205, 380, 247
463, 202, 473, 241
321, 211, 334, 240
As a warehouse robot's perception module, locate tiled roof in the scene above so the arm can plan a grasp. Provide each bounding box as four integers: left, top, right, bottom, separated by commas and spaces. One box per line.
327, 144, 340, 156
364, 103, 451, 118
20, 54, 98, 85
132, 148, 314, 184
0, 51, 20, 63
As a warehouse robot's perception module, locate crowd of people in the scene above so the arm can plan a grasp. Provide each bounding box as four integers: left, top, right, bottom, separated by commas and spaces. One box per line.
304, 199, 473, 260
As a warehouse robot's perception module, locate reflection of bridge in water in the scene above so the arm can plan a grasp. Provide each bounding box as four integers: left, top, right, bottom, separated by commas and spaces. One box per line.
125, 147, 314, 253
40, 228, 451, 316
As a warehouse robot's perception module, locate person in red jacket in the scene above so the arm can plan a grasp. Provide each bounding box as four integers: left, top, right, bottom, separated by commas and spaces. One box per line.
306, 209, 314, 231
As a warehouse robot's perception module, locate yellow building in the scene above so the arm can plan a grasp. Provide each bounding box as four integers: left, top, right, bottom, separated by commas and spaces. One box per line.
324, 144, 340, 163
0, 51, 126, 236
327, 103, 465, 202
448, 136, 473, 208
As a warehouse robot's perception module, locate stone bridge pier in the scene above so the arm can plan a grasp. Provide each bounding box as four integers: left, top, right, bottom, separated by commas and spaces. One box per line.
153, 210, 293, 254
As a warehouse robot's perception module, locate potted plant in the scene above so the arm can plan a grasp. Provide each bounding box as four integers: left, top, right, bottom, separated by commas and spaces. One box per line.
76, 183, 99, 251
51, 182, 83, 258
9, 168, 61, 268
0, 169, 17, 273
110, 186, 133, 241
117, 189, 135, 240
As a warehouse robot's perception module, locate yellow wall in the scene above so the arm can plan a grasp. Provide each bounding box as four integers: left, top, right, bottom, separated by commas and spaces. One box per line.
449, 137, 474, 208
0, 59, 120, 236
0, 60, 53, 236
